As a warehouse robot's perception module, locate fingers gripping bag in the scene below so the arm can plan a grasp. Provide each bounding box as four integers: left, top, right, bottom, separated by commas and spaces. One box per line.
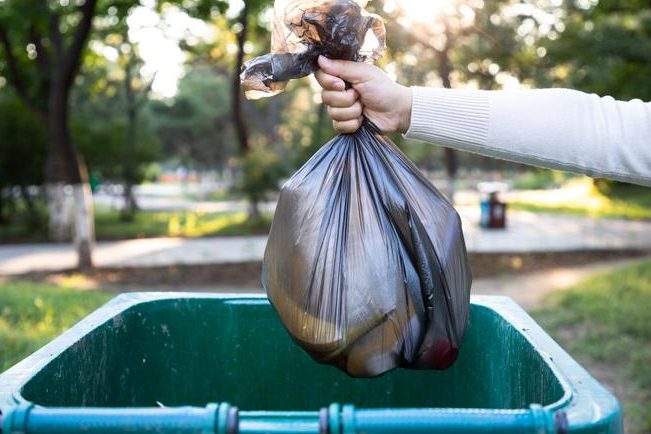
242, 0, 472, 378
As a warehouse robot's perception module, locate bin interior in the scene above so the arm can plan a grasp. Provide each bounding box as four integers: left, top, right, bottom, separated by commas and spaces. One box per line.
20, 297, 565, 411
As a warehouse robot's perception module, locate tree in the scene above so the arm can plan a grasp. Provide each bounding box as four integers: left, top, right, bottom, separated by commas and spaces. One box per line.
121, 43, 154, 218
149, 65, 235, 172
541, 0, 651, 100
378, 0, 551, 194
0, 0, 101, 267
235, 146, 287, 219
0, 0, 232, 265
70, 47, 159, 221
230, 0, 276, 217
529, 0, 651, 190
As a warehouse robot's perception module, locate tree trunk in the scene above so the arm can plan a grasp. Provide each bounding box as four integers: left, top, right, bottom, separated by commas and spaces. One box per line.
444, 148, 459, 203
232, 4, 256, 219
73, 184, 94, 269
232, 4, 250, 155
45, 86, 94, 268
121, 182, 139, 221
45, 183, 74, 241
19, 185, 38, 228
122, 61, 139, 222
268, 96, 281, 149
0, 187, 5, 224
45, 88, 78, 240
248, 200, 261, 220
74, 155, 94, 269
438, 26, 458, 204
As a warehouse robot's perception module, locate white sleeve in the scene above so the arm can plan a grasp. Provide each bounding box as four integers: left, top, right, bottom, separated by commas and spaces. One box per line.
404, 87, 651, 187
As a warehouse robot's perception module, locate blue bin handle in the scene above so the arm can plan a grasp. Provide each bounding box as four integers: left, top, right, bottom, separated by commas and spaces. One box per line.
2, 402, 566, 434
1, 403, 236, 434
327, 404, 566, 434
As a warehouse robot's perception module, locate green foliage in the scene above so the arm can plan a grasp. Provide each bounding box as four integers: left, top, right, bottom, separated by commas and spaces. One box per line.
510, 178, 651, 220
68, 33, 161, 191
0, 281, 111, 371
235, 146, 288, 210
0, 201, 48, 243
0, 91, 47, 228
534, 259, 651, 433
72, 115, 159, 185
512, 170, 576, 190
382, 0, 541, 89
542, 3, 651, 100
0, 92, 45, 188
149, 66, 234, 170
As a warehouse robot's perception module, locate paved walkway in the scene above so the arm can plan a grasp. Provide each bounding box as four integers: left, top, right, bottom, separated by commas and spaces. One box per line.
2, 207, 651, 275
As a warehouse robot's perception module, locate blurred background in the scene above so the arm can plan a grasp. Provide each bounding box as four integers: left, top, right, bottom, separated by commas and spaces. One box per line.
1, 0, 650, 431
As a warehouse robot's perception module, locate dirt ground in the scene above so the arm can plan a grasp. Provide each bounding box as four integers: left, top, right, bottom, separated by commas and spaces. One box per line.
12, 249, 650, 293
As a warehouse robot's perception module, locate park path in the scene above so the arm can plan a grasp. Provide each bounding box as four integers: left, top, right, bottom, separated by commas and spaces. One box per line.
2, 206, 651, 275
471, 257, 648, 309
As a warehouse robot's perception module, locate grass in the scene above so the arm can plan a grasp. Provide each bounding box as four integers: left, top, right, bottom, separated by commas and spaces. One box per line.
0, 207, 273, 243
186, 189, 235, 202
532, 259, 651, 433
0, 280, 111, 371
95, 209, 272, 240
512, 170, 577, 190
510, 177, 651, 220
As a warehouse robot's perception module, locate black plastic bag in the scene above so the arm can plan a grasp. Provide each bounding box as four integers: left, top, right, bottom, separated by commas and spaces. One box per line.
243, 0, 472, 378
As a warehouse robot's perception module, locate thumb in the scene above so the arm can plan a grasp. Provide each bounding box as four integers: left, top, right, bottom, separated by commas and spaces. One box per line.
318, 56, 371, 84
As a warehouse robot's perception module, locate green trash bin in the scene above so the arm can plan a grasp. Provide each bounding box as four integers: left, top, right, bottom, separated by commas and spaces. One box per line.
0, 294, 622, 434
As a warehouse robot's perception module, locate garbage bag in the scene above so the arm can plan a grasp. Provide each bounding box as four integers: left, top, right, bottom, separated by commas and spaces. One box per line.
242, 0, 472, 378
262, 121, 472, 377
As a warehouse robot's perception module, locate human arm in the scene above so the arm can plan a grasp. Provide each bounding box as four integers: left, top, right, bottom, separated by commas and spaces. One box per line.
408, 87, 651, 187
315, 56, 651, 187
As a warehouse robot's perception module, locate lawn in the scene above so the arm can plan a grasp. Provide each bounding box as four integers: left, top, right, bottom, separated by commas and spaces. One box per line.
0, 280, 111, 371
95, 209, 272, 240
0, 208, 273, 243
510, 177, 651, 220
533, 259, 651, 434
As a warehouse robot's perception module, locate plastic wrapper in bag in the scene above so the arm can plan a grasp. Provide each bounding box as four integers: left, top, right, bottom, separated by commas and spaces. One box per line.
242, 0, 472, 377
241, 0, 386, 99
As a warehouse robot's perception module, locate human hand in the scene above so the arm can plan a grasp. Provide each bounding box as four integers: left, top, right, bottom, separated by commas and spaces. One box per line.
315, 56, 412, 134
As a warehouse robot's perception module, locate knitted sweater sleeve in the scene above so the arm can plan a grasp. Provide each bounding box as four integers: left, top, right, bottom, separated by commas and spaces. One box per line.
404, 87, 651, 187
